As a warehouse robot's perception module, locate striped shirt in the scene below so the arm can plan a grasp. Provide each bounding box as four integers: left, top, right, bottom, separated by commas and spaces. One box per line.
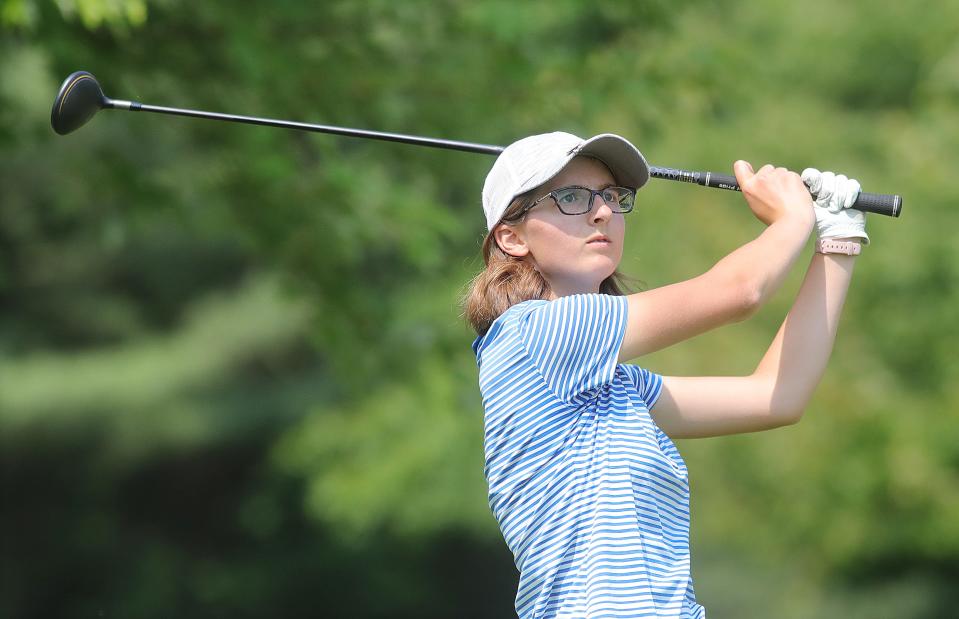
472, 294, 705, 618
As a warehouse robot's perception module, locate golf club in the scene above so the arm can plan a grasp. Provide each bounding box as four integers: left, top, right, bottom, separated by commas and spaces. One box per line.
51, 71, 902, 217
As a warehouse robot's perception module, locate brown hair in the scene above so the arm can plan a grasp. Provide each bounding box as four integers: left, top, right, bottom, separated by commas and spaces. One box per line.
461, 193, 633, 336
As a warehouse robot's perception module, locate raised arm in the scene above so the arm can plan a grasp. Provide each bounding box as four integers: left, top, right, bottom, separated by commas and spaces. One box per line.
649, 247, 857, 438
618, 162, 816, 362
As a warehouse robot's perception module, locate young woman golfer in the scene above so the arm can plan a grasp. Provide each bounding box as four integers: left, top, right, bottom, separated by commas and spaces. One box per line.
464, 132, 867, 619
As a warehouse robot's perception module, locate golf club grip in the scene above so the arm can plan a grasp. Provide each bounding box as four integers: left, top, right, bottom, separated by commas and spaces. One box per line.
651, 169, 902, 217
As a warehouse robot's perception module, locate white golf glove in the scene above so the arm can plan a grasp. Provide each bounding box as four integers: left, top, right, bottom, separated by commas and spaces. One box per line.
801, 168, 869, 244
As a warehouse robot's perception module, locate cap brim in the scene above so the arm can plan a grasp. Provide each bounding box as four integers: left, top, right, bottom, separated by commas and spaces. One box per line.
577, 133, 650, 190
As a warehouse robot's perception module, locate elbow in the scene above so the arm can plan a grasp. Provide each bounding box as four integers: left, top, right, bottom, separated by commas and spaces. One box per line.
754, 376, 809, 428
774, 406, 806, 427
702, 268, 763, 323
770, 396, 811, 427
730, 280, 763, 322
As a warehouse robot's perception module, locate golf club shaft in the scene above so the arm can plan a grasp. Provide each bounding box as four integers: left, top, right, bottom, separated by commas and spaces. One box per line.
109, 99, 504, 155
106, 97, 902, 217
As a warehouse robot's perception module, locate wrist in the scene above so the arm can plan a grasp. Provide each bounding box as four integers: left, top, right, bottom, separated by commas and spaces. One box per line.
775, 211, 816, 235
815, 238, 861, 256
793, 206, 816, 227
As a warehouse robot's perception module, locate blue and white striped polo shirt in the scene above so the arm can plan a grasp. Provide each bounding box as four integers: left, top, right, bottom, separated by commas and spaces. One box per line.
472, 293, 704, 619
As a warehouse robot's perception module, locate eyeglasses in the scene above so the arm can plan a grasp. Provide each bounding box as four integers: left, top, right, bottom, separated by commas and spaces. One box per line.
525, 185, 636, 216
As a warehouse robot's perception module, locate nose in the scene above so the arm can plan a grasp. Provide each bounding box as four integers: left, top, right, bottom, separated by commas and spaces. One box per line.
590, 195, 613, 224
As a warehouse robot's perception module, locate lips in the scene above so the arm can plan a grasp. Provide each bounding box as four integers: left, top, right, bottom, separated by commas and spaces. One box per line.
586, 235, 611, 244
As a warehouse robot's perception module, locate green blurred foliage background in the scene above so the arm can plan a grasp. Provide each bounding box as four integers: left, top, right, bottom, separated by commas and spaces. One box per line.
1, 1, 957, 617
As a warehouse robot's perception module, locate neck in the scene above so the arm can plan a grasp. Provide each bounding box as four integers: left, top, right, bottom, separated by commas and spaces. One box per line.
546, 278, 601, 299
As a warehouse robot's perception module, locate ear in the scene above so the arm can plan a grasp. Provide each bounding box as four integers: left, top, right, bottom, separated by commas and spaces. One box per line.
493, 223, 529, 258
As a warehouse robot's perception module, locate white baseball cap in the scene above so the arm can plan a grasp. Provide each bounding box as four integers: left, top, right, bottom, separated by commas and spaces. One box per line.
481, 131, 650, 231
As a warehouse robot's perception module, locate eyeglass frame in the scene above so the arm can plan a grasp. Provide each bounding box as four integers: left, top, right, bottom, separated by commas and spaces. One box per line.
520, 185, 637, 217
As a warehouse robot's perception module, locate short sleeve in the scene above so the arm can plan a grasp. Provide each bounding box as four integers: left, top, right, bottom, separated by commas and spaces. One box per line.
622, 364, 665, 409
518, 294, 628, 403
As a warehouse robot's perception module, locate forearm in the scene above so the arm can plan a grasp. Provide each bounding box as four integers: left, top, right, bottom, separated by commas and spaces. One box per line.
708, 215, 814, 308
752, 249, 857, 415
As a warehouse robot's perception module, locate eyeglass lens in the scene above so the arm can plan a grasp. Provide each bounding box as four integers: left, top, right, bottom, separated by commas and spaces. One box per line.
553, 187, 634, 214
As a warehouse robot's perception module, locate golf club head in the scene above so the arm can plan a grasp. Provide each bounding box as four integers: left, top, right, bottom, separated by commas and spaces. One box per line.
51, 71, 108, 135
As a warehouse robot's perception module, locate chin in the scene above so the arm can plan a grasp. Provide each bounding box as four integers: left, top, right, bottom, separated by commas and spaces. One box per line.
594, 260, 619, 281
588, 270, 618, 293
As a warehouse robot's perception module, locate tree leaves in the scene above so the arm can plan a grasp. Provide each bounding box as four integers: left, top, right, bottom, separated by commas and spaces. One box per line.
3, 1, 958, 616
